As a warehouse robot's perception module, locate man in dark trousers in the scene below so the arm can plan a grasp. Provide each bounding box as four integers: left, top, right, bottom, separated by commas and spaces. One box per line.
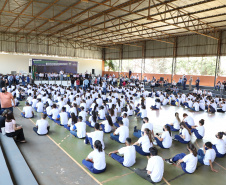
196, 77, 200, 89
183, 75, 187, 90
0, 77, 5, 92
129, 69, 132, 79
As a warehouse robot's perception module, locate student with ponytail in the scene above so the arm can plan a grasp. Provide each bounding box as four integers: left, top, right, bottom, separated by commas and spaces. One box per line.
133, 128, 153, 156
165, 143, 198, 174
154, 125, 172, 149
191, 119, 205, 139
82, 140, 106, 174
212, 132, 226, 158
173, 122, 191, 144
99, 115, 114, 133
166, 112, 181, 131
86, 110, 97, 128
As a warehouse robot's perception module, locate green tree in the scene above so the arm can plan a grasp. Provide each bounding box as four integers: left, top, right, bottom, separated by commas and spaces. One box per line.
105, 60, 116, 71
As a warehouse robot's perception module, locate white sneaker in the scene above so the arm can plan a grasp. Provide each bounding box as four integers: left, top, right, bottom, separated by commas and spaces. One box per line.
153, 141, 157, 145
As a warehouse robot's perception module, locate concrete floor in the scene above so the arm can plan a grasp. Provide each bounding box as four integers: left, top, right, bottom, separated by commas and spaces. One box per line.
14, 97, 226, 185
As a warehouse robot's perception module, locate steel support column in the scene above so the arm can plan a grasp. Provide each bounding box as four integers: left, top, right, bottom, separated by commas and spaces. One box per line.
119, 45, 123, 77
171, 37, 177, 83
141, 41, 146, 81
214, 31, 222, 87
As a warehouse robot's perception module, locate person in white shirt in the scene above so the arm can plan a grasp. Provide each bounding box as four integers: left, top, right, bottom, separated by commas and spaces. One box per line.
78, 106, 87, 122
114, 113, 129, 128
35, 99, 44, 113
183, 113, 195, 129
133, 128, 153, 156
85, 123, 105, 149
98, 106, 106, 120
174, 122, 191, 144
191, 119, 205, 139
197, 142, 218, 172
166, 112, 181, 131
70, 116, 86, 138
151, 99, 161, 110
99, 115, 114, 133
49, 104, 60, 120
189, 101, 200, 112
110, 120, 129, 143
154, 125, 172, 149
67, 112, 77, 131
21, 102, 34, 118
217, 101, 226, 112
208, 100, 217, 113
134, 147, 164, 183
165, 143, 198, 174
133, 117, 153, 138
82, 140, 106, 174
109, 137, 136, 167
33, 114, 49, 135
136, 105, 147, 119
26, 93, 33, 105
212, 132, 226, 158
55, 107, 68, 126
87, 109, 97, 128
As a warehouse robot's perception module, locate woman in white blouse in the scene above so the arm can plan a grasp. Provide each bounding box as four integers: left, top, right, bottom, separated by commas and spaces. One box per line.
154, 125, 172, 149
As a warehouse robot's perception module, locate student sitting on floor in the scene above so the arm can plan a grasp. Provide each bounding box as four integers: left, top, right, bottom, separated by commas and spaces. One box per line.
166, 112, 180, 131
67, 112, 77, 131
133, 128, 153, 156
189, 100, 200, 112
165, 143, 198, 174
49, 104, 60, 120
55, 107, 68, 126
207, 100, 217, 113
212, 132, 226, 158
85, 123, 105, 149
87, 109, 97, 128
154, 125, 172, 149
21, 102, 34, 118
33, 114, 50, 136
133, 117, 153, 138
182, 113, 195, 129
98, 106, 105, 120
78, 106, 87, 122
31, 95, 38, 109
70, 116, 86, 139
134, 147, 164, 183
191, 119, 205, 139
99, 115, 114, 133
109, 137, 136, 168
173, 122, 191, 144
197, 142, 218, 172
136, 105, 147, 119
217, 100, 226, 113
150, 99, 161, 110
82, 140, 106, 174
43, 102, 52, 116
35, 98, 44, 113
114, 113, 129, 128
26, 93, 33, 105
110, 120, 129, 143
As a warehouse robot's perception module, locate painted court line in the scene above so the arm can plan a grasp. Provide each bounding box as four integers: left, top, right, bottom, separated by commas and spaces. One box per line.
16, 107, 102, 185
214, 162, 226, 170
101, 171, 134, 184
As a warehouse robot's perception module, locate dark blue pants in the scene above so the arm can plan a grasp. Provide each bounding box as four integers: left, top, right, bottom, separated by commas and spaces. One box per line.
114, 122, 120, 128
133, 130, 142, 138
82, 160, 106, 174
197, 149, 205, 164
110, 133, 121, 143
64, 124, 70, 131
100, 124, 111, 133
212, 145, 225, 158
134, 145, 150, 156
85, 136, 93, 149
174, 134, 190, 144
111, 153, 124, 165
86, 121, 94, 128
172, 153, 189, 173
154, 137, 166, 149
151, 105, 159, 110
184, 122, 192, 129
166, 124, 179, 131
191, 129, 203, 139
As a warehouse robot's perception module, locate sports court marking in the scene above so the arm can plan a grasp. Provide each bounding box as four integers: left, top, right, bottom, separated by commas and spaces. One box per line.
100, 171, 134, 184
16, 107, 102, 185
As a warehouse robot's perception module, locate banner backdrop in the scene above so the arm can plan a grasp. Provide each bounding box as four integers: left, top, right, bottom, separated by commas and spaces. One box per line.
32, 59, 78, 73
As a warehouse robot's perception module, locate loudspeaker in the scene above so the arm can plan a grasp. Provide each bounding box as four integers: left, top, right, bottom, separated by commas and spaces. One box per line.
92, 69, 95, 74
29, 66, 31, 73
160, 77, 164, 81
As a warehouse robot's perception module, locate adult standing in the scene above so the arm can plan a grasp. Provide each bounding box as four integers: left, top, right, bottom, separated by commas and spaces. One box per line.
102, 80, 107, 95
189, 76, 193, 91
0, 87, 15, 112
183, 75, 187, 90
60, 70, 64, 81
71, 77, 75, 89
129, 69, 132, 79
0, 77, 6, 92
21, 75, 26, 86
195, 77, 200, 89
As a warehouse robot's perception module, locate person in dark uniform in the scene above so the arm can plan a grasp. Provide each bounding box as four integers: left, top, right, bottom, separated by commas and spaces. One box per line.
183, 76, 187, 90
129, 69, 132, 79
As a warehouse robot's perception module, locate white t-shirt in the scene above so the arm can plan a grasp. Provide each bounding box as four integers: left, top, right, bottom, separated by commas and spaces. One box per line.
23, 106, 33, 118
173, 118, 180, 130
115, 126, 129, 143
184, 116, 195, 126
182, 128, 191, 142
50, 108, 60, 119
138, 135, 153, 153
59, 112, 68, 125
36, 119, 49, 135
74, 122, 86, 138
89, 116, 96, 127
122, 117, 129, 127
141, 122, 153, 132
98, 109, 105, 119
36, 102, 44, 112
101, 120, 112, 133
182, 153, 198, 173
87, 149, 106, 170
196, 126, 205, 137
140, 109, 147, 118
87, 130, 105, 149
214, 139, 226, 155
146, 156, 164, 183
31, 99, 38, 108
79, 111, 87, 122
118, 146, 136, 167
161, 131, 172, 148
203, 148, 216, 165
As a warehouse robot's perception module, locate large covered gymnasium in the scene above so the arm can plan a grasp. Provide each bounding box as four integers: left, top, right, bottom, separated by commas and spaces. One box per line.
0, 0, 225, 185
